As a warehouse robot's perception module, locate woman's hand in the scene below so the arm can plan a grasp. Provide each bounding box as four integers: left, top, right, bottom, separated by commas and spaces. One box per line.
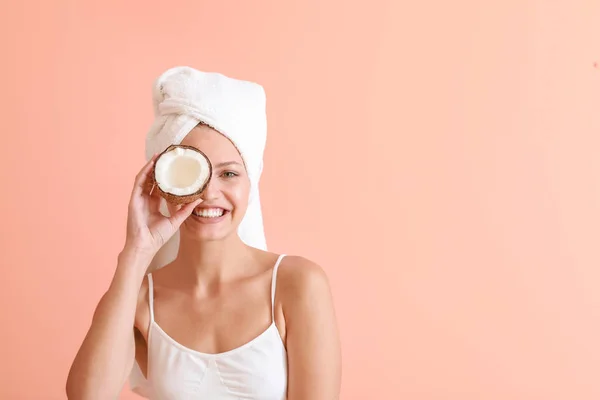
123, 153, 202, 258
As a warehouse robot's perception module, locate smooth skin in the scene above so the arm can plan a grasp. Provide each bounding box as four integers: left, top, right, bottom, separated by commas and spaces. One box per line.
66, 125, 341, 400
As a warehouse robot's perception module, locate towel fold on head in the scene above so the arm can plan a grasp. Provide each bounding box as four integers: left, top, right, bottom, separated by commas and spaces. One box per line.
130, 66, 269, 395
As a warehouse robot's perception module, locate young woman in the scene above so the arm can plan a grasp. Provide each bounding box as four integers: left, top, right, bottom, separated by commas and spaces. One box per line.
66, 67, 341, 400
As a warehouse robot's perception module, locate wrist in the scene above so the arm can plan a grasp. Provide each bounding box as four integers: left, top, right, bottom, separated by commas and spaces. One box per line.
117, 248, 153, 274
109, 249, 153, 292
120, 244, 156, 264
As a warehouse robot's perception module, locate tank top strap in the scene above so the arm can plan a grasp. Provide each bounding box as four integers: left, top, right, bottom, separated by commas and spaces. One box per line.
147, 273, 155, 322
270, 254, 286, 320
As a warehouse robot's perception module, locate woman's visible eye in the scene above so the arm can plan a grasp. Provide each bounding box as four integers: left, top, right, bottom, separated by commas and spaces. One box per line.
221, 171, 239, 178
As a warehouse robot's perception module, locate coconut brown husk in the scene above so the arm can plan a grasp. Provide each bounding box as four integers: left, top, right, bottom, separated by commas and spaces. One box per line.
147, 144, 213, 205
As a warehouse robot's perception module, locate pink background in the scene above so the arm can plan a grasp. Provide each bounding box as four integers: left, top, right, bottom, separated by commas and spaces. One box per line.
1, 1, 599, 399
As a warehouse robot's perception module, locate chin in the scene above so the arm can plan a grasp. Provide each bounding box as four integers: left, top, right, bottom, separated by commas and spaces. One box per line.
182, 216, 239, 243
193, 231, 233, 243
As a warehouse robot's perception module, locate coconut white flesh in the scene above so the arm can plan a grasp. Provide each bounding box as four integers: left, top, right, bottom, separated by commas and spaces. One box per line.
155, 147, 210, 196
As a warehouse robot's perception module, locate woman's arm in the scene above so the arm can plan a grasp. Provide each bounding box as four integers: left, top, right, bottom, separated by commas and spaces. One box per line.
66, 154, 199, 399
283, 257, 342, 400
65, 249, 149, 400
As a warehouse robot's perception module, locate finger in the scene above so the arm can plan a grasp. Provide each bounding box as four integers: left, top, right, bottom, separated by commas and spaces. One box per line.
136, 153, 158, 185
148, 189, 163, 213
169, 198, 203, 227
132, 153, 159, 197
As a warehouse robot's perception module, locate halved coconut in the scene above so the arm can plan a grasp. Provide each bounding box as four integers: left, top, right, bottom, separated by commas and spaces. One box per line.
148, 144, 212, 204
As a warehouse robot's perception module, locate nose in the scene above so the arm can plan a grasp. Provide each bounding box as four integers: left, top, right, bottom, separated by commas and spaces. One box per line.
201, 176, 220, 201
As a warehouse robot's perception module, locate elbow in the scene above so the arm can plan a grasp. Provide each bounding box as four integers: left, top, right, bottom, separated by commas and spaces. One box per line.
65, 369, 79, 399
65, 366, 88, 400
65, 382, 85, 400
65, 376, 118, 400
65, 386, 85, 400
66, 389, 117, 400
65, 377, 89, 400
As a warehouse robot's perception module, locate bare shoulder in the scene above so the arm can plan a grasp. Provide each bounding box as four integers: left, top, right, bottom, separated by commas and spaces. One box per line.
276, 254, 341, 397
277, 255, 332, 303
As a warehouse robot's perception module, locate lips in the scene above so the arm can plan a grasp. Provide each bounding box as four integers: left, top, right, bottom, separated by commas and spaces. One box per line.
191, 205, 233, 221
192, 207, 225, 218
188, 208, 230, 225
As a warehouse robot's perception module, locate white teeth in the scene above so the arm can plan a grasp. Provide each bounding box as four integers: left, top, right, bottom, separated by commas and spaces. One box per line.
194, 208, 224, 218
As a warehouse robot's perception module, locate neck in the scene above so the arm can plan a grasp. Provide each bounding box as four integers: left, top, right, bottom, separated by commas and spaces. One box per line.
169, 232, 254, 287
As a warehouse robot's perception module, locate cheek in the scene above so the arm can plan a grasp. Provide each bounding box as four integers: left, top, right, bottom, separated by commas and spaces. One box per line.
229, 179, 251, 209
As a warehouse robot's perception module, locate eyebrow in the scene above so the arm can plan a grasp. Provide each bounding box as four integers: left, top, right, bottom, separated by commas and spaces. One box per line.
214, 161, 243, 168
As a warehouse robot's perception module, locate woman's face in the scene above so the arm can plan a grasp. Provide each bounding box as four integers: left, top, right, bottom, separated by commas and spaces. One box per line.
166, 124, 250, 243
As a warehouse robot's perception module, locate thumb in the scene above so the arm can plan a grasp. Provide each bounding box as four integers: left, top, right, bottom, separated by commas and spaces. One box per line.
169, 198, 203, 227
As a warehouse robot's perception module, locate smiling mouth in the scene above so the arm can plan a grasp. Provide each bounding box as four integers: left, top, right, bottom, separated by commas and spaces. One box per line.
192, 208, 229, 218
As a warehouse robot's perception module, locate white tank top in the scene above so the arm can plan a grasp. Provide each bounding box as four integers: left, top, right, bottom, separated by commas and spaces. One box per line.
133, 254, 288, 399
